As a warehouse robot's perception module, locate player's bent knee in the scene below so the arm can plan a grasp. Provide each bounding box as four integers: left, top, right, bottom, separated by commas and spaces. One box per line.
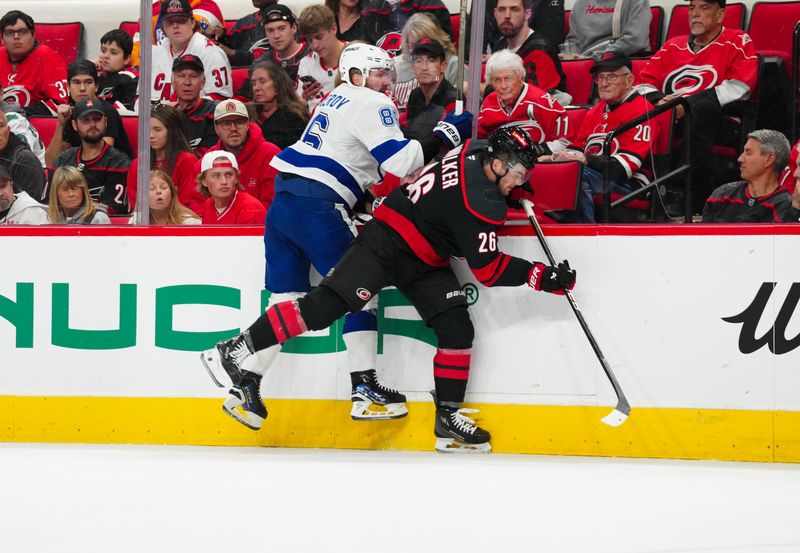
297, 285, 351, 331
429, 307, 474, 350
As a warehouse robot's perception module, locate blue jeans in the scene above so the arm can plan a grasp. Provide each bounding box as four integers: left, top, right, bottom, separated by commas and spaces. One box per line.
579, 166, 636, 223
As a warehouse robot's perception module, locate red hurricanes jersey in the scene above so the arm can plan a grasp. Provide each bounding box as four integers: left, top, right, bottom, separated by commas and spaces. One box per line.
477, 83, 568, 147
572, 92, 659, 181
0, 44, 68, 115
638, 27, 758, 103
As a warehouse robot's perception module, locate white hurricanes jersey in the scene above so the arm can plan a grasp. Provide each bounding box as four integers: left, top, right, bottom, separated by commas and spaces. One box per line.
271, 83, 424, 208
151, 32, 233, 101
296, 49, 343, 113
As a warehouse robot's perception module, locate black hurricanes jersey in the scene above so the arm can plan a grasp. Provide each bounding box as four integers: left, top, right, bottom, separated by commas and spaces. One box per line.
374, 140, 534, 287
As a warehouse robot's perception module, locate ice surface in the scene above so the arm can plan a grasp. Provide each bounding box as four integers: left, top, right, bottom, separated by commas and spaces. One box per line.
0, 443, 798, 552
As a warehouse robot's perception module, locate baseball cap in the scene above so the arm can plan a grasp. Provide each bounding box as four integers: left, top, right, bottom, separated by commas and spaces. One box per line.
0, 165, 12, 184
200, 150, 239, 172
590, 52, 633, 73
261, 4, 296, 25
412, 38, 446, 60
161, 0, 193, 21
172, 54, 204, 73
214, 99, 249, 121
73, 98, 105, 120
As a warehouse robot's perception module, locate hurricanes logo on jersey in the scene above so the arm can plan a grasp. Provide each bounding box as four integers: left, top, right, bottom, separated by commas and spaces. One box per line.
664, 65, 718, 96
585, 133, 620, 157
356, 288, 372, 301
2, 85, 31, 108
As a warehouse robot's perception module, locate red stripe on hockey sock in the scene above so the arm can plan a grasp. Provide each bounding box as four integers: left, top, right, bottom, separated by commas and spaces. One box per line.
266, 301, 308, 344
433, 348, 471, 380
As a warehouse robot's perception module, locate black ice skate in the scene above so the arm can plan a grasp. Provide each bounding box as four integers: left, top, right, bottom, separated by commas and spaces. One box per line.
223, 373, 267, 430
433, 393, 491, 454
200, 331, 258, 388
350, 369, 408, 421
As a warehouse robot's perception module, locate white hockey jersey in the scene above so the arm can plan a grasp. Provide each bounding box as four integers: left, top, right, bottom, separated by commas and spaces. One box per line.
270, 83, 424, 208
151, 32, 233, 101
295, 49, 341, 113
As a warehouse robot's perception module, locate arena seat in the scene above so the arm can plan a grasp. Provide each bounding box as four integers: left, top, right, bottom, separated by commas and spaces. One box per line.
122, 117, 139, 155
119, 21, 138, 38
231, 67, 249, 96
450, 14, 460, 45
29, 117, 59, 149
562, 106, 588, 143
35, 22, 84, 63
560, 59, 593, 105
665, 2, 745, 42
507, 161, 582, 223
747, 1, 800, 71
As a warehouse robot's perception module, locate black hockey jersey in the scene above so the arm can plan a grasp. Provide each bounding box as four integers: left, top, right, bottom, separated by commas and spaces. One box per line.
702, 181, 800, 223
374, 140, 534, 287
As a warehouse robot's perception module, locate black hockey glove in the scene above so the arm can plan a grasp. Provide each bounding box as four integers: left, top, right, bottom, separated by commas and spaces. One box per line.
528, 260, 576, 295
433, 110, 473, 148
505, 181, 535, 210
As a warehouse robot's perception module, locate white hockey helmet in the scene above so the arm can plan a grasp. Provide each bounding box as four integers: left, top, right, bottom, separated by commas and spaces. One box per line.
338, 43, 394, 86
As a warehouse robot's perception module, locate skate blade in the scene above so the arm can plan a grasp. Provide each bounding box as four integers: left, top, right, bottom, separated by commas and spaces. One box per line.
350, 401, 409, 421
435, 438, 492, 454
222, 402, 265, 431
200, 349, 229, 388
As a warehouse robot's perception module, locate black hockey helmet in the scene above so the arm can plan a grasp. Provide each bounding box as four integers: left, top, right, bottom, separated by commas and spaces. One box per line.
485, 125, 539, 170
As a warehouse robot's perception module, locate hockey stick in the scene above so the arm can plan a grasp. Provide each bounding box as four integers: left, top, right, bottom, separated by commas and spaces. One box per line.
521, 199, 631, 427
454, 0, 468, 115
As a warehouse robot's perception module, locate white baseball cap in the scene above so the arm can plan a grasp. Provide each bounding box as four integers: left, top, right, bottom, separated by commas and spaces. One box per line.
200, 150, 239, 172
214, 99, 249, 121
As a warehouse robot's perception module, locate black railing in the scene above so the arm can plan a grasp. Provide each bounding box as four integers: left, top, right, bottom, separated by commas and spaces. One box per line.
601, 96, 693, 223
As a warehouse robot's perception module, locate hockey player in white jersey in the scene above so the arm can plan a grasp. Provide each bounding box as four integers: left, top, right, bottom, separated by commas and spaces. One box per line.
151, 0, 233, 101
201, 43, 472, 430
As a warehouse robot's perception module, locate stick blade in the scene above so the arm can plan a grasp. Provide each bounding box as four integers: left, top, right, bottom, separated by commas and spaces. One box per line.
601, 408, 629, 427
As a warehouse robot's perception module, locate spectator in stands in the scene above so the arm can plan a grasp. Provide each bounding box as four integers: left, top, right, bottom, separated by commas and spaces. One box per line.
47, 98, 131, 215
0, 101, 45, 166
637, 0, 758, 208
47, 166, 111, 224
477, 50, 568, 155
472, 0, 564, 55
0, 165, 48, 225
0, 110, 45, 198
169, 54, 218, 153
393, 14, 460, 112
703, 130, 800, 223
45, 59, 133, 166
491, 0, 566, 101
325, 0, 388, 44
0, 10, 68, 116
132, 0, 226, 67
197, 150, 266, 224
256, 4, 310, 84
546, 53, 659, 223
151, 0, 232, 101
219, 0, 275, 67
297, 5, 347, 112
404, 39, 456, 142
207, 99, 279, 210
250, 59, 308, 149
127, 105, 204, 215
561, 0, 651, 59
97, 29, 138, 112
363, 0, 451, 42
129, 170, 201, 224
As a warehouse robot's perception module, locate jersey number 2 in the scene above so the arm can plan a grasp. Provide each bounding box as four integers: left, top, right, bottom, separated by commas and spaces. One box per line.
302, 113, 330, 150
478, 232, 497, 252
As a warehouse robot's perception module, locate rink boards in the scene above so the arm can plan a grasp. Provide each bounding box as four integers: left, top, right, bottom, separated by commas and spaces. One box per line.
0, 224, 798, 462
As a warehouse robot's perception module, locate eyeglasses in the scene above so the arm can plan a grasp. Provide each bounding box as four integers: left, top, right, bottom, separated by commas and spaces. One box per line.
2, 28, 32, 39
593, 72, 629, 84
216, 118, 248, 130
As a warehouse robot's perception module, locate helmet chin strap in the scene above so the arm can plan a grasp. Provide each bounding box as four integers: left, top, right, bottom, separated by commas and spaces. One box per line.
490, 159, 510, 187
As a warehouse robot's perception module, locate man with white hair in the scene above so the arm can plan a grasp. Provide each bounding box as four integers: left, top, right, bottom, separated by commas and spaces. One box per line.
478, 49, 568, 154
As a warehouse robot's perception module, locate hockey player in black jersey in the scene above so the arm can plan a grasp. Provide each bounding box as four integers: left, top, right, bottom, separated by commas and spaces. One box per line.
201, 126, 576, 453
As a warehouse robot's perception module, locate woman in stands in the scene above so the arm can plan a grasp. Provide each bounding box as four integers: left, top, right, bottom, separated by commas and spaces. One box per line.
324, 0, 388, 44
47, 166, 110, 224
250, 59, 308, 150
127, 104, 204, 215
393, 13, 461, 112
129, 170, 200, 225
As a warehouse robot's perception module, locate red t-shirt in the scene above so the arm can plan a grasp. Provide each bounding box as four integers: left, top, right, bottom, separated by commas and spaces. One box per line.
201, 190, 266, 225
0, 43, 68, 115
